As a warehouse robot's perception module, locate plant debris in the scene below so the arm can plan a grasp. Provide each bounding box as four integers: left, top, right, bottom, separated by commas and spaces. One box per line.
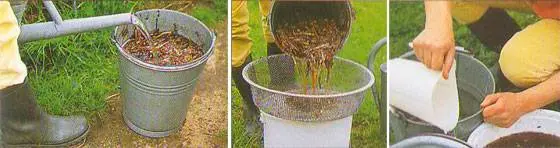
275, 19, 345, 90
124, 26, 204, 66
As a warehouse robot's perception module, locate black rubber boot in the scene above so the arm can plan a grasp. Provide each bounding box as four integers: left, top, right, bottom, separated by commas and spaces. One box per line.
468, 8, 521, 92
467, 8, 521, 53
1, 80, 89, 147
232, 56, 262, 136
266, 43, 283, 56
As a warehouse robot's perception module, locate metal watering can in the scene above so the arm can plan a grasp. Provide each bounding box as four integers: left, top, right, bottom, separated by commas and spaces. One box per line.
11, 0, 135, 43
367, 37, 387, 140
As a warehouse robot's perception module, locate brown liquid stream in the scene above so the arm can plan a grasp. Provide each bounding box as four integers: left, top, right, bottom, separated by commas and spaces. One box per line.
275, 19, 343, 94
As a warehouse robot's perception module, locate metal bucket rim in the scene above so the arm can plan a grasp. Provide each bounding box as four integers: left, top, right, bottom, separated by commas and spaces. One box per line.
242, 54, 374, 99
390, 51, 495, 126
113, 9, 215, 72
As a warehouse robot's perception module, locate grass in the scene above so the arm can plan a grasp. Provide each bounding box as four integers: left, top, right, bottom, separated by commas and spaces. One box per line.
232, 1, 387, 147
19, 0, 226, 117
389, 1, 539, 144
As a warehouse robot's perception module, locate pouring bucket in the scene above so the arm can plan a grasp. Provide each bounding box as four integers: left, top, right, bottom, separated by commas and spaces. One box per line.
389, 49, 495, 141
112, 9, 215, 137
269, 0, 353, 54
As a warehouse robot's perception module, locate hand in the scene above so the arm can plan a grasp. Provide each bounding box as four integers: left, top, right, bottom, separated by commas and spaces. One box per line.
481, 92, 529, 128
412, 28, 455, 79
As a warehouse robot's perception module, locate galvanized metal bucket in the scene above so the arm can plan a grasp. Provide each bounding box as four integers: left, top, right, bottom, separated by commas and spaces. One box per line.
389, 47, 495, 142
112, 9, 215, 137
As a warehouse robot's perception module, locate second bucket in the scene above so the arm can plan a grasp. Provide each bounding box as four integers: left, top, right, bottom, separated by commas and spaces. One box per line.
112, 9, 215, 137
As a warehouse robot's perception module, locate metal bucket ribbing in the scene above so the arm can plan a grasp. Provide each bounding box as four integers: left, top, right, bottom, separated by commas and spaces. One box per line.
389, 49, 495, 142
112, 9, 215, 137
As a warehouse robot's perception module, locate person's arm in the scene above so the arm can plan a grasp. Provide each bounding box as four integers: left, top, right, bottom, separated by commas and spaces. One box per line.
412, 1, 456, 79
481, 72, 560, 128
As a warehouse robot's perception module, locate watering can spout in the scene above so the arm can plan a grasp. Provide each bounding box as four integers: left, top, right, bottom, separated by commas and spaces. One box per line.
17, 1, 134, 43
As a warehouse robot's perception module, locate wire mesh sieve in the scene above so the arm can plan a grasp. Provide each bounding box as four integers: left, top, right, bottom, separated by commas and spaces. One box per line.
242, 54, 374, 121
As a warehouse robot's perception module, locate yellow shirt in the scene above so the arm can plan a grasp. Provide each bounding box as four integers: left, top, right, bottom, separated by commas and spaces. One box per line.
0, 1, 27, 89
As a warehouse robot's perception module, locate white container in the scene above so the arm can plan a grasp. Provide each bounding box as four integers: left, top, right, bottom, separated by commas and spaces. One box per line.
467, 109, 560, 148
261, 112, 352, 147
389, 59, 459, 132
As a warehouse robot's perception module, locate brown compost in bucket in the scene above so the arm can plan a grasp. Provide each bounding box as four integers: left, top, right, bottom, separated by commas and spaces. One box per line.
123, 27, 204, 66
484, 132, 560, 148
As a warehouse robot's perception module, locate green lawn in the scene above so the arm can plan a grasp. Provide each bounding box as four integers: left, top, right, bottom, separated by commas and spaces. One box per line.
20, 0, 226, 117
232, 1, 387, 147
389, 1, 539, 144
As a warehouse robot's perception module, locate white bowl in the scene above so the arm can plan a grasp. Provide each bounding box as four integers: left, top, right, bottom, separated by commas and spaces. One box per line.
467, 109, 560, 148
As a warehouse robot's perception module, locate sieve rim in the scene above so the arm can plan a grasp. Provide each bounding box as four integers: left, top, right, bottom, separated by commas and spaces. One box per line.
242, 54, 375, 99
113, 9, 216, 72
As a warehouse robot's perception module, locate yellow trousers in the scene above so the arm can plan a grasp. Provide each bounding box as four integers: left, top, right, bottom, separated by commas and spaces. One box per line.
231, 0, 273, 67
499, 19, 560, 88
0, 2, 26, 89
452, 1, 560, 88
451, 1, 532, 24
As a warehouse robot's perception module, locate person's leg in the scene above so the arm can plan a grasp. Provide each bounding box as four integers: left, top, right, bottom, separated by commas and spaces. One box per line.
1, 80, 89, 146
467, 8, 520, 53
467, 7, 521, 92
232, 56, 261, 135
232, 1, 261, 135
0, 1, 26, 90
258, 1, 296, 88
232, 0, 253, 68
1, 2, 88, 146
451, 2, 524, 91
499, 19, 560, 89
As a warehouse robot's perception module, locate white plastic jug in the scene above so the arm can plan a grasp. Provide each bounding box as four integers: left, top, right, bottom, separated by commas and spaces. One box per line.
389, 58, 459, 132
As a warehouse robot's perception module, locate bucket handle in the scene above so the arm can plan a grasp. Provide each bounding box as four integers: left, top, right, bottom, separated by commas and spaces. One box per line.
367, 37, 387, 115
